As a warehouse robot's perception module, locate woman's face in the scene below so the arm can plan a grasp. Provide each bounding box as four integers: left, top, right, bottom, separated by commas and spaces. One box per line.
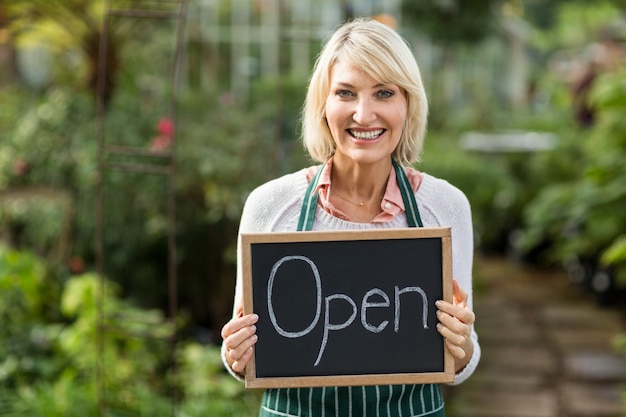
325, 61, 407, 166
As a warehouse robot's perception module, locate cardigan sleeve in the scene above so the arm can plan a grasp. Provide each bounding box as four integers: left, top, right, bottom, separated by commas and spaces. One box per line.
416, 174, 481, 385
446, 181, 481, 386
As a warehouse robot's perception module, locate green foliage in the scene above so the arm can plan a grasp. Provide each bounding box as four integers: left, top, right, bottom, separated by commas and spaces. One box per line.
0, 86, 38, 173
0, 44, 305, 414
178, 76, 308, 224
588, 69, 626, 285
0, 245, 62, 387
5, 0, 139, 100
401, 0, 497, 44
1, 373, 97, 417
58, 273, 174, 390
529, 1, 623, 50
0, 87, 96, 187
419, 82, 582, 253
602, 236, 626, 267
0, 86, 98, 271
419, 134, 519, 251
518, 68, 626, 284
0, 246, 261, 416
0, 75, 308, 332
177, 343, 261, 416
0, 247, 175, 415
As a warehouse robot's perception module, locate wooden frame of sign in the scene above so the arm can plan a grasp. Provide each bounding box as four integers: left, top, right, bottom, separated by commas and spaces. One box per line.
241, 227, 454, 389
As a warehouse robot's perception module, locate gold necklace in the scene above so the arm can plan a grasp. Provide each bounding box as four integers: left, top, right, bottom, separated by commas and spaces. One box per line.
333, 191, 384, 207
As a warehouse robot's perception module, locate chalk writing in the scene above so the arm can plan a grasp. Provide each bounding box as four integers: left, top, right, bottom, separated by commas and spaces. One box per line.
266, 255, 430, 367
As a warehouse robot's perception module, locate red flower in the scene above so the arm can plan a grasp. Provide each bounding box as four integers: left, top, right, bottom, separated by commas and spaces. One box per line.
157, 118, 174, 137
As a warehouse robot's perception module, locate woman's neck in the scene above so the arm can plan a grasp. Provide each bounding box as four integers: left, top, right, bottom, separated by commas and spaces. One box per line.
330, 156, 391, 201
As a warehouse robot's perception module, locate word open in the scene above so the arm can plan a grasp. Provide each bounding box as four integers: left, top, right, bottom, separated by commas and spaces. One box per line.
267, 255, 430, 366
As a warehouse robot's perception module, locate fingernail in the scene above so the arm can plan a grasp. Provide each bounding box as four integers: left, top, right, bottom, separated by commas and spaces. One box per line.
250, 325, 256, 332
435, 300, 442, 307
251, 314, 259, 322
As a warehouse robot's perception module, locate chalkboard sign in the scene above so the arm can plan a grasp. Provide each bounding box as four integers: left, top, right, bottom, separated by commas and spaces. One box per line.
241, 228, 454, 389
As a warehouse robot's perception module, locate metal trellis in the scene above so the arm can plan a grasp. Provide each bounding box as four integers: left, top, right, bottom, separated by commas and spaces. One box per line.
95, 0, 188, 415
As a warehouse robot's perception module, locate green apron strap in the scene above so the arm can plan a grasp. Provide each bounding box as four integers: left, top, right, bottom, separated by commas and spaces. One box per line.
393, 158, 423, 228
297, 163, 325, 231
298, 159, 423, 231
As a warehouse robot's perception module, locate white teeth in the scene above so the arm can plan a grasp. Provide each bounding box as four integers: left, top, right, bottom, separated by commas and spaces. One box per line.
350, 129, 384, 140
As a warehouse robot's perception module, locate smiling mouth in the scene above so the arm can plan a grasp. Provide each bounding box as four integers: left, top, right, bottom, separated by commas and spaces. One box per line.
348, 129, 385, 140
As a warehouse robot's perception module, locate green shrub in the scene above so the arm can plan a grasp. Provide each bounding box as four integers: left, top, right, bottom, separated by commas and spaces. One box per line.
0, 244, 262, 416
419, 134, 518, 251
0, 246, 173, 415
518, 68, 626, 293
177, 343, 261, 417
0, 245, 62, 387
0, 77, 312, 329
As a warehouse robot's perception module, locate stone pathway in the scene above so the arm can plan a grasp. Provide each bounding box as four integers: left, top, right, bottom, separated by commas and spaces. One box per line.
445, 256, 626, 417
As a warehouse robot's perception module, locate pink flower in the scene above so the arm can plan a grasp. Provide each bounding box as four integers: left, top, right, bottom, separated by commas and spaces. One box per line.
149, 135, 172, 152
157, 118, 174, 137
149, 117, 174, 152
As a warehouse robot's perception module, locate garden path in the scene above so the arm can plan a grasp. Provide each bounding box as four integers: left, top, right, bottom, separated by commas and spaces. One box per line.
445, 255, 626, 417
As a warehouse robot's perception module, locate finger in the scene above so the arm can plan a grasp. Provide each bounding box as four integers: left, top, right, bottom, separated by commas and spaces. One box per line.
436, 302, 475, 328
444, 338, 467, 360
228, 332, 258, 366
437, 321, 467, 347
437, 311, 468, 338
232, 346, 255, 374
441, 307, 476, 330
221, 313, 258, 339
226, 325, 258, 359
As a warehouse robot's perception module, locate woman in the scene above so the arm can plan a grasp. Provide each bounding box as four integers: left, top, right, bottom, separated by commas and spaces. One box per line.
221, 18, 480, 416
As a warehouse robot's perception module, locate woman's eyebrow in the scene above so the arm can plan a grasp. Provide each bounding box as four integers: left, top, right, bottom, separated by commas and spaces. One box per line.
333, 82, 355, 88
332, 82, 392, 89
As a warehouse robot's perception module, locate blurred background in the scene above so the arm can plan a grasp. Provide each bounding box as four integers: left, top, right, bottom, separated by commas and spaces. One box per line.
0, 0, 625, 415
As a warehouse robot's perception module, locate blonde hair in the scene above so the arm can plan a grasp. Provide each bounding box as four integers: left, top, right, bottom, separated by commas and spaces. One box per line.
302, 18, 428, 165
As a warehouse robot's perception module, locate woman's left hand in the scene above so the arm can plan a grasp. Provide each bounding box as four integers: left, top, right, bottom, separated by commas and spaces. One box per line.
436, 279, 475, 371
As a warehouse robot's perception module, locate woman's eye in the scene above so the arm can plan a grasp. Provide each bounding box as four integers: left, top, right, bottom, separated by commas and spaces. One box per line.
336, 89, 354, 98
377, 89, 394, 99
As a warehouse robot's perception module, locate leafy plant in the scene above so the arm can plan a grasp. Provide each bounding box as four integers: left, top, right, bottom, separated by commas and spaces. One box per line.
0, 245, 62, 389
419, 133, 519, 251
517, 68, 626, 300
0, 245, 262, 416
0, 247, 177, 415
177, 343, 261, 417
401, 0, 497, 44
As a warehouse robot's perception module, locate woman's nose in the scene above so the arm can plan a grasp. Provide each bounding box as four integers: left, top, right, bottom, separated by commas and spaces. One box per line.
353, 98, 376, 125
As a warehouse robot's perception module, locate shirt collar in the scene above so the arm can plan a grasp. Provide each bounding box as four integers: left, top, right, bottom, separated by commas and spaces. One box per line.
306, 157, 409, 223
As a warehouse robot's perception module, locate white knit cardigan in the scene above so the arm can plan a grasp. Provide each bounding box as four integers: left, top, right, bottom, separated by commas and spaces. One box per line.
223, 168, 481, 385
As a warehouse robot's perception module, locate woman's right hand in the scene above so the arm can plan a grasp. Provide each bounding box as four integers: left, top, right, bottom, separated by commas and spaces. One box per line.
221, 313, 259, 375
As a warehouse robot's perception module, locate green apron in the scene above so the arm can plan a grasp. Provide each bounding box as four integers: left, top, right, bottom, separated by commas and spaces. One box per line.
261, 159, 444, 417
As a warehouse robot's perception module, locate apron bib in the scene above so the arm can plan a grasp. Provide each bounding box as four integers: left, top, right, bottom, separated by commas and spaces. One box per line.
298, 158, 424, 230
